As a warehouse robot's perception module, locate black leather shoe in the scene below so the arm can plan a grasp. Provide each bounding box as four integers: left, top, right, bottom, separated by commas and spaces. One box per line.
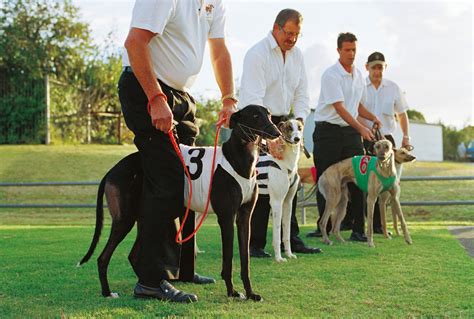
349, 232, 368, 242
374, 227, 392, 236
134, 280, 198, 303
306, 229, 323, 238
292, 245, 323, 254
192, 273, 216, 284
250, 247, 271, 258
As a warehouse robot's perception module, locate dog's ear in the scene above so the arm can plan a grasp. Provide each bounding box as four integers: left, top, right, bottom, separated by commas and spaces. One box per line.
229, 110, 241, 129
277, 121, 286, 131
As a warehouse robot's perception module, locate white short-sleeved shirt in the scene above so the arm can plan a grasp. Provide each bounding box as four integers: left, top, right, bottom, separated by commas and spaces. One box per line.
122, 0, 226, 91
314, 61, 366, 126
361, 78, 409, 136
237, 32, 310, 120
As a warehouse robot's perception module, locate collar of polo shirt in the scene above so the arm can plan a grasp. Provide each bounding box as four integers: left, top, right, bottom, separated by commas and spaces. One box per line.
366, 77, 387, 87
336, 60, 353, 76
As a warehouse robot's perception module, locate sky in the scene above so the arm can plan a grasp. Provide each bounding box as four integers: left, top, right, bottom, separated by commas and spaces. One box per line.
75, 0, 473, 128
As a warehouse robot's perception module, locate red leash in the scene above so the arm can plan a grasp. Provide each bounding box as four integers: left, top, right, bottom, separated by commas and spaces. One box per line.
147, 93, 226, 244
172, 116, 227, 244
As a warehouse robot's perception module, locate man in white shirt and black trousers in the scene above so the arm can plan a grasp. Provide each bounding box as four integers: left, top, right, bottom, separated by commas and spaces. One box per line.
119, 0, 237, 303
238, 8, 321, 258
306, 33, 382, 242
361, 51, 411, 234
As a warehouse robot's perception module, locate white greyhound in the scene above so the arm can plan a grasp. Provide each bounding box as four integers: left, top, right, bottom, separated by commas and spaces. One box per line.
257, 119, 303, 262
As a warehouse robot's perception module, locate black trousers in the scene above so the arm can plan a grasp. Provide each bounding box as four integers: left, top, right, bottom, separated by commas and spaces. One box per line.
118, 70, 198, 287
363, 134, 396, 229
313, 122, 365, 234
250, 115, 306, 250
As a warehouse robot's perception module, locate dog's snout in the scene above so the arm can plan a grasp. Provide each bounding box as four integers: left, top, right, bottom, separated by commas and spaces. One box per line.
294, 137, 300, 143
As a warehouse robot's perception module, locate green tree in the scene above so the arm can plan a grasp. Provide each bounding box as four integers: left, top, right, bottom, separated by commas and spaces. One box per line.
406, 109, 426, 123
0, 0, 92, 79
441, 123, 462, 160
0, 0, 125, 144
459, 126, 474, 145
0, 0, 93, 143
195, 98, 221, 146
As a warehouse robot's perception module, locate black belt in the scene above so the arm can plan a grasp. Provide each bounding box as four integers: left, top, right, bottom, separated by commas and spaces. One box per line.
122, 67, 187, 95
315, 121, 358, 132
315, 121, 342, 128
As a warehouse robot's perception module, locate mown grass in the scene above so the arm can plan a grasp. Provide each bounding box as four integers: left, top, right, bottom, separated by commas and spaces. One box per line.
0, 225, 473, 318
0, 145, 473, 317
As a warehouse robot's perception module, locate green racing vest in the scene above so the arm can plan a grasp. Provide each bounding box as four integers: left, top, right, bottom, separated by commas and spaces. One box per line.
351, 156, 396, 193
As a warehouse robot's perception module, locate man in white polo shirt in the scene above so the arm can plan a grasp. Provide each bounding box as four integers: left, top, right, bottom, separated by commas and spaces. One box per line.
238, 9, 321, 258
119, 0, 237, 302
307, 32, 381, 242
361, 51, 410, 233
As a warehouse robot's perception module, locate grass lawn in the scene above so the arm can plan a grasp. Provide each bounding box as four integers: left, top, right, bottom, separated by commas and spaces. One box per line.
0, 145, 473, 317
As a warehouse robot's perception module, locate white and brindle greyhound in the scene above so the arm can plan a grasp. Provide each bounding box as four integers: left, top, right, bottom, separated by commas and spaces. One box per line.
318, 139, 415, 247
257, 119, 304, 262
78, 105, 280, 301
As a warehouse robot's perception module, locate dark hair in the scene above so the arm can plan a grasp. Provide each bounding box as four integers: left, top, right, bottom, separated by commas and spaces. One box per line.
337, 32, 357, 49
274, 9, 303, 28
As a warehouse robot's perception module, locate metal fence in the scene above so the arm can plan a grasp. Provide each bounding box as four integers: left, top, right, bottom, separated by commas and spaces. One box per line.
296, 175, 474, 224
1, 177, 473, 218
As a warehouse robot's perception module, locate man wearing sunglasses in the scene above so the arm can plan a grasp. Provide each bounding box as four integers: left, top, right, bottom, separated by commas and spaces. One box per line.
238, 9, 321, 258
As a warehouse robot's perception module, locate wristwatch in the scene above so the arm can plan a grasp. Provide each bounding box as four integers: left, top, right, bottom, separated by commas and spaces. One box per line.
403, 135, 411, 140
221, 93, 238, 104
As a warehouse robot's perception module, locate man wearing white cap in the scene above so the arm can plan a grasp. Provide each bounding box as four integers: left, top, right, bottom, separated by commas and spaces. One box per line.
361, 51, 411, 233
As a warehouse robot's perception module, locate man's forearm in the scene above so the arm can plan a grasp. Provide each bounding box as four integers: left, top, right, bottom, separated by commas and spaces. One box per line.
333, 102, 364, 131
210, 42, 234, 97
358, 103, 376, 121
399, 112, 409, 136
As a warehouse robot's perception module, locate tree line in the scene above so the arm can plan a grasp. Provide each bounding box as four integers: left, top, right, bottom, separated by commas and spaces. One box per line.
0, 0, 472, 159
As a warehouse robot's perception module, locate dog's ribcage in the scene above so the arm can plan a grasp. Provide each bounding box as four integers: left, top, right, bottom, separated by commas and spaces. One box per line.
180, 145, 256, 213
256, 152, 298, 195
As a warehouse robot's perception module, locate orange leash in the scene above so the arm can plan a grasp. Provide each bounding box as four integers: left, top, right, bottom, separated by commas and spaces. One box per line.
173, 116, 227, 244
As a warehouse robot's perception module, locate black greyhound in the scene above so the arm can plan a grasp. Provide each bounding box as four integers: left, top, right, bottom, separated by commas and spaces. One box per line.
78, 105, 280, 301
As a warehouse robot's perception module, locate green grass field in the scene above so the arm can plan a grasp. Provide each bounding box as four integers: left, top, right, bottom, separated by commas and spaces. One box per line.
1, 145, 473, 318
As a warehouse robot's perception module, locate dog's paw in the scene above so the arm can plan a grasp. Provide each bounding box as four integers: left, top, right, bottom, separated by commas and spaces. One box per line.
275, 255, 286, 263
247, 293, 263, 302
229, 290, 246, 300
323, 239, 333, 245
335, 236, 345, 243
286, 253, 297, 259
107, 292, 120, 299
367, 242, 375, 248
275, 256, 287, 263
406, 238, 413, 245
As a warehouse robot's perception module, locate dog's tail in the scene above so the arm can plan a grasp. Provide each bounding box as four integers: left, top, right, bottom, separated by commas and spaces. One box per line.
77, 175, 107, 267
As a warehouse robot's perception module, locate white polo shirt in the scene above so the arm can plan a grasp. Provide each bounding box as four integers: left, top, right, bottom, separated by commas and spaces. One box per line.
361, 78, 409, 136
237, 32, 310, 120
314, 61, 366, 126
122, 0, 226, 91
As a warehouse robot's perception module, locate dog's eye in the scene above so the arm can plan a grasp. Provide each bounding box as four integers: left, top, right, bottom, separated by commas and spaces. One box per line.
253, 114, 259, 118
